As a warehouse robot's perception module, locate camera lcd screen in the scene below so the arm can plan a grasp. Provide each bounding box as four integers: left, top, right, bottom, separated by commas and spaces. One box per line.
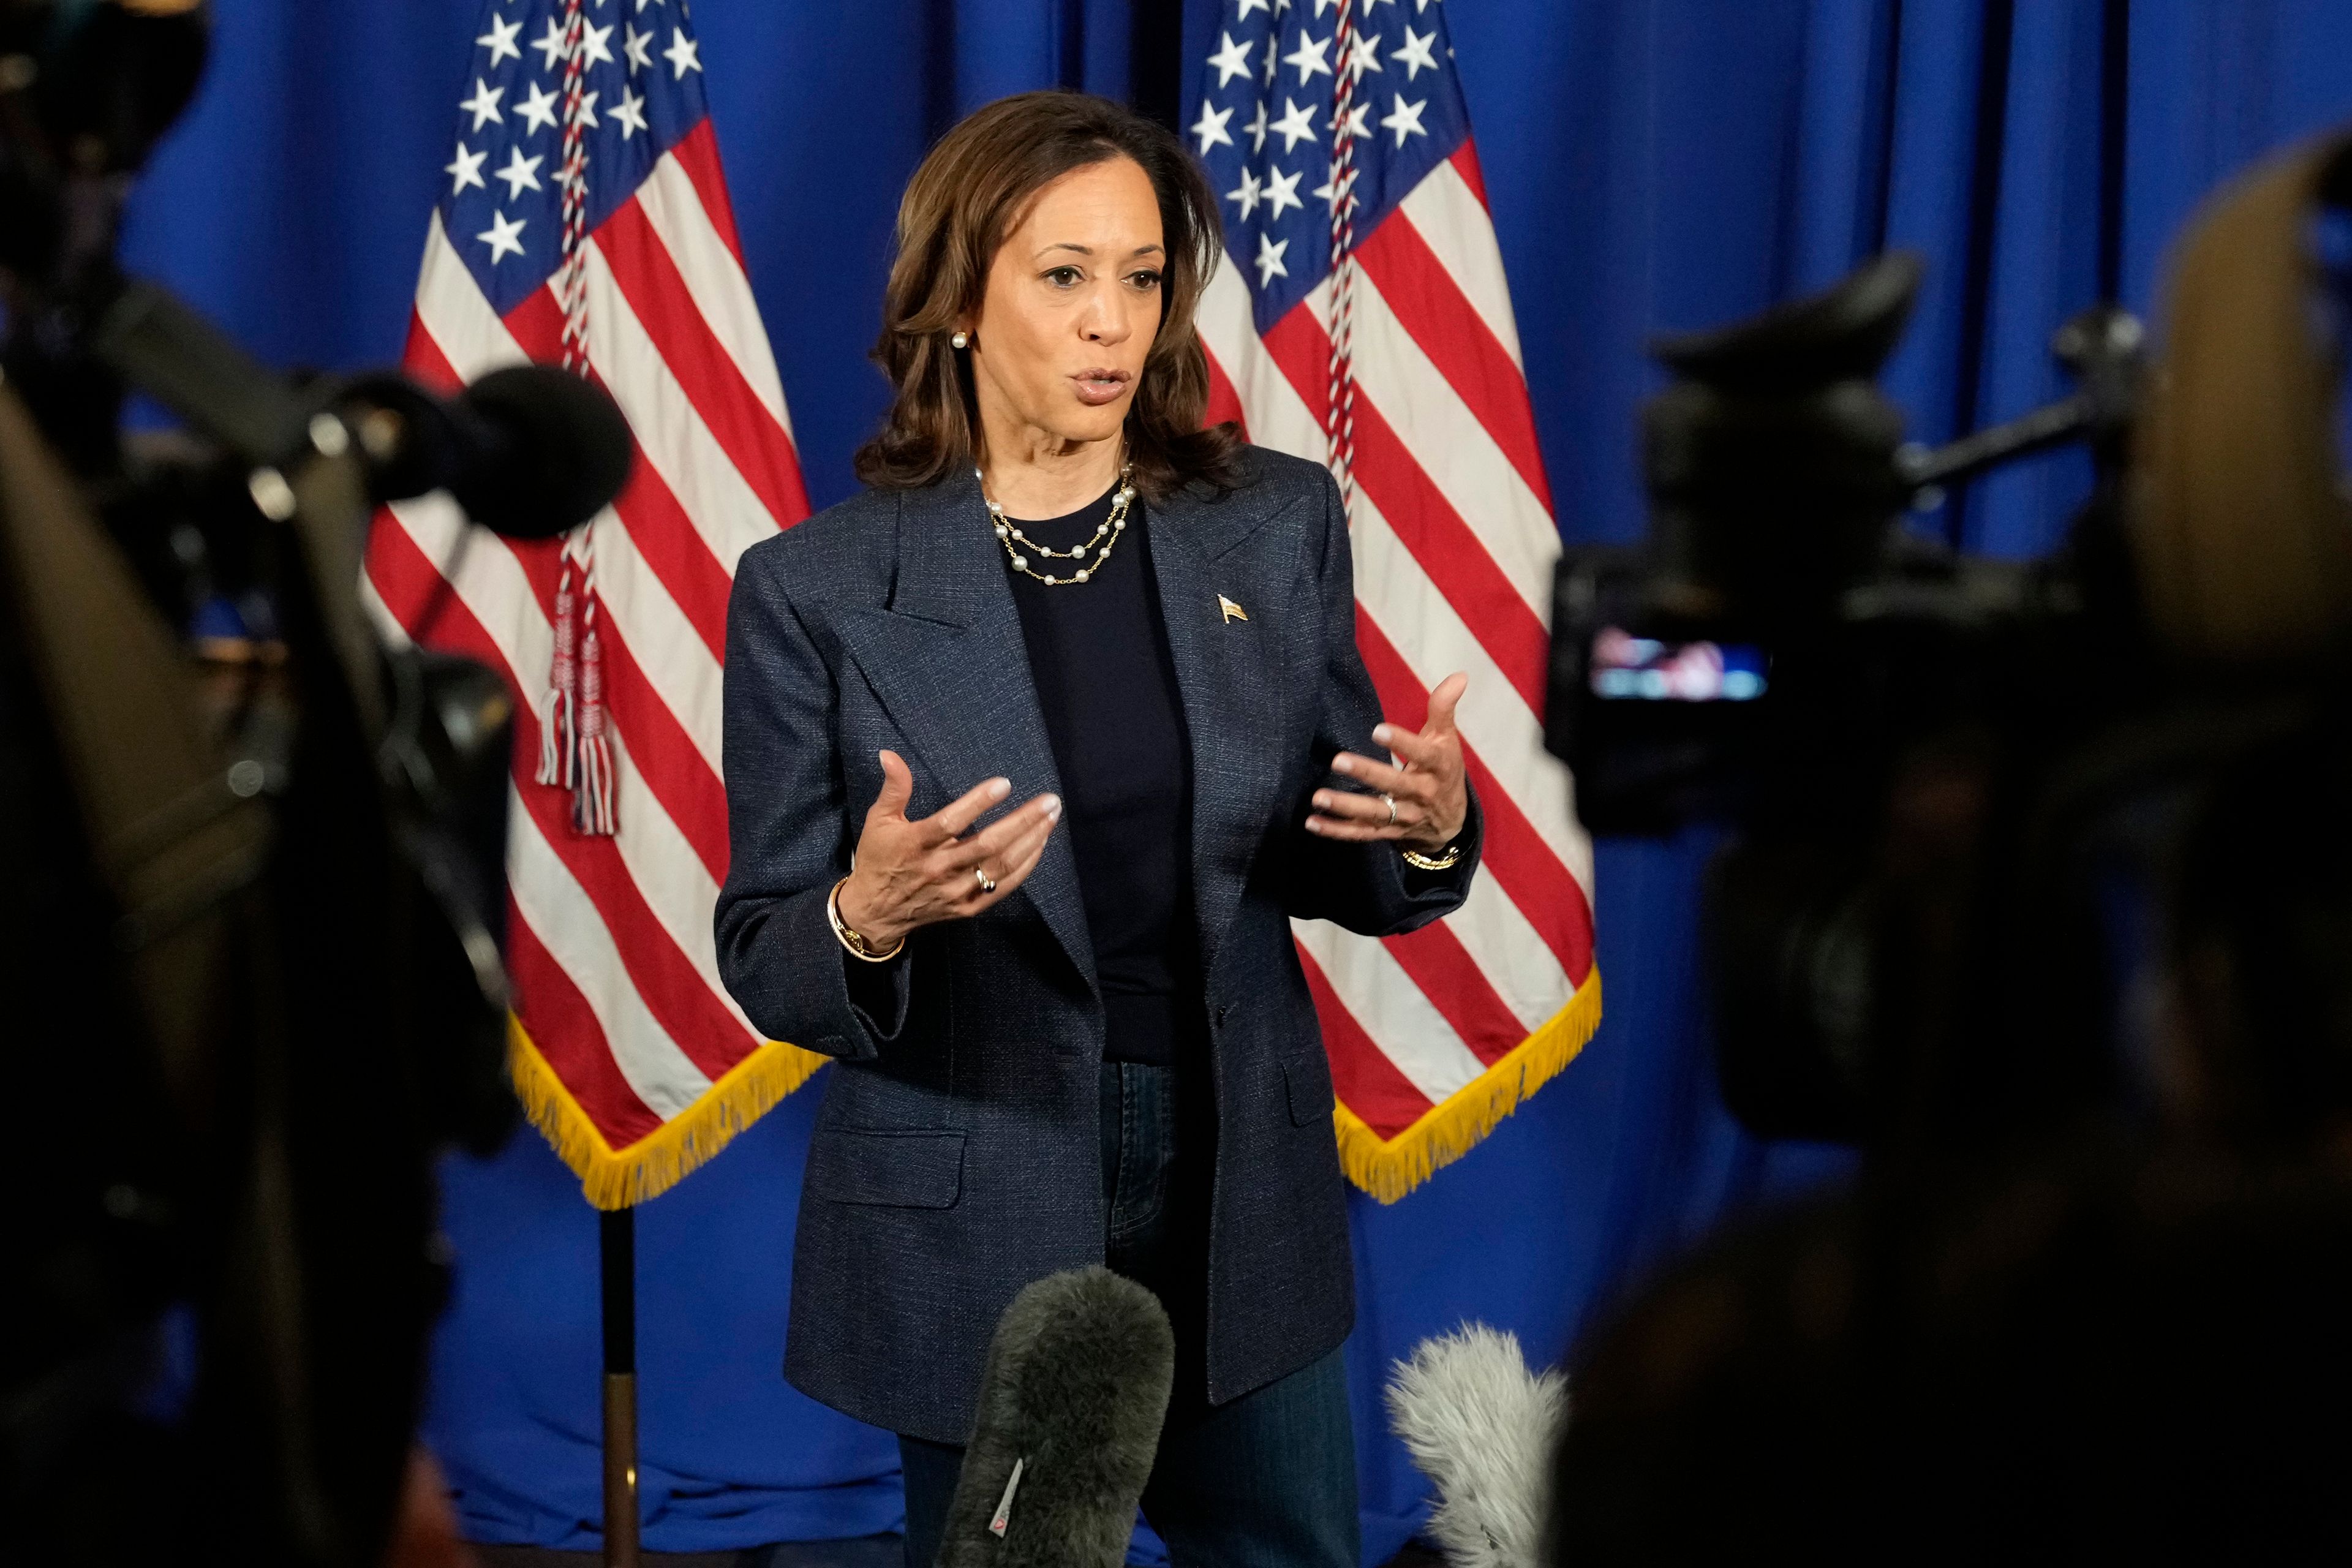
1589, 627, 1768, 702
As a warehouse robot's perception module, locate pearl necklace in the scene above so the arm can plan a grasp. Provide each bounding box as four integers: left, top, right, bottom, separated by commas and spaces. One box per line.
979, 462, 1135, 587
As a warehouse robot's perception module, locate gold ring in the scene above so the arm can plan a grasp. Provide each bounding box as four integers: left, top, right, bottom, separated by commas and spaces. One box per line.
976, 867, 997, 895
1382, 793, 1398, 826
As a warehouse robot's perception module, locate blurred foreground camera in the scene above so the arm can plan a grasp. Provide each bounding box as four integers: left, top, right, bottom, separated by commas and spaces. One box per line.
1547, 252, 2145, 1145
0, 7, 631, 1564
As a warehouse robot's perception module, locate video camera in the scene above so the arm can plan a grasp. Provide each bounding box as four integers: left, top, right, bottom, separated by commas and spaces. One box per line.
1548, 143, 2352, 1158
1545, 251, 2158, 1148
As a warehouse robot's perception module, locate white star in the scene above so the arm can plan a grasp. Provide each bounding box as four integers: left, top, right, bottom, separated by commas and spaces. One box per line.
1365, 0, 1396, 7
635, 0, 663, 10
578, 20, 615, 66
1262, 164, 1304, 219
1190, 100, 1234, 154
1253, 231, 1289, 288
623, 23, 654, 72
610, 85, 649, 139
1238, 0, 1271, 13
476, 209, 527, 265
1415, 0, 1439, 10
1379, 92, 1428, 146
1274, 0, 1291, 12
445, 141, 487, 195
1390, 25, 1438, 80
663, 28, 701, 78
1283, 31, 1331, 83
1270, 95, 1319, 152
477, 13, 522, 66
1243, 97, 1269, 153
516, 80, 560, 135
1224, 165, 1264, 220
530, 15, 570, 70
1330, 99, 1371, 140
459, 78, 504, 131
1347, 29, 1385, 82
572, 88, 601, 129
1313, 167, 1355, 214
493, 145, 543, 200
1207, 29, 1254, 88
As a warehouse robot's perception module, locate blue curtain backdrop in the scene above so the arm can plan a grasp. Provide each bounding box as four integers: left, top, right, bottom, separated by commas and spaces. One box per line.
115, 1, 2352, 1559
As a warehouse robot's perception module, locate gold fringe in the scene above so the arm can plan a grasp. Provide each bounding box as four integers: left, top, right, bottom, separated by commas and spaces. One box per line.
506, 1015, 832, 1210
1333, 967, 1602, 1204
507, 965, 1599, 1210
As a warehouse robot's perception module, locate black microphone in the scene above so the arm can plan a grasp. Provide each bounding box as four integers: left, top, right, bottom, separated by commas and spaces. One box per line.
937, 1267, 1175, 1568
340, 363, 636, 540
91, 277, 633, 540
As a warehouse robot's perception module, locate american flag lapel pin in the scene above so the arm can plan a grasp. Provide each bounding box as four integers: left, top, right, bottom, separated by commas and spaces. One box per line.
1218, 594, 1248, 624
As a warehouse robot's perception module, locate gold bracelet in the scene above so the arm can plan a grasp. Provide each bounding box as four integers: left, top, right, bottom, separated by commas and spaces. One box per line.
1401, 842, 1463, 872
827, 876, 906, 962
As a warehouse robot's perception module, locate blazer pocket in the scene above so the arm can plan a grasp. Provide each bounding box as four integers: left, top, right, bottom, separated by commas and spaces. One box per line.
806, 1127, 966, 1208
1283, 1059, 1330, 1128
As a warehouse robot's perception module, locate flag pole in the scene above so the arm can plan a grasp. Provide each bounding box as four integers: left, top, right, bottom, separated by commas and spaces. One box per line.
601, 1205, 640, 1568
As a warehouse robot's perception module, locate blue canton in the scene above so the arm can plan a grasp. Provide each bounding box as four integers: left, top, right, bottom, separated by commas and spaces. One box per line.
1191, 0, 1470, 336
439, 0, 710, 317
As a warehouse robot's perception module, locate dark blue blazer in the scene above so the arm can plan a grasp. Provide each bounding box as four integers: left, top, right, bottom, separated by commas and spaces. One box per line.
714, 445, 1480, 1443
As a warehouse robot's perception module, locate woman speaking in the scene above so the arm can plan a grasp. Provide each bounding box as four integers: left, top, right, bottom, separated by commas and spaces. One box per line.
716, 91, 1480, 1566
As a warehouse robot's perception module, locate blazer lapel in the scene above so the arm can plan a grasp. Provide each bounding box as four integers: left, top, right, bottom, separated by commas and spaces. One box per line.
833, 473, 1098, 993
1150, 478, 1299, 981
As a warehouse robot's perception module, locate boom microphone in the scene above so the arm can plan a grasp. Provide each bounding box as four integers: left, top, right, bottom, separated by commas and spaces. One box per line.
938, 1267, 1175, 1568
338, 363, 636, 541
92, 277, 633, 540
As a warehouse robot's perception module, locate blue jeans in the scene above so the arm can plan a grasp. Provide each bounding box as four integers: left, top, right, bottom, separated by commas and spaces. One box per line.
899, 1060, 1360, 1568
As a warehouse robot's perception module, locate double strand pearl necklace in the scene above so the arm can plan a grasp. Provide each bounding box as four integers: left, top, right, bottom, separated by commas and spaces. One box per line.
979, 460, 1136, 587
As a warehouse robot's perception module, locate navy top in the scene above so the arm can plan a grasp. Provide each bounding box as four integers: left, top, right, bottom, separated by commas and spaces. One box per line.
1000, 480, 1205, 1067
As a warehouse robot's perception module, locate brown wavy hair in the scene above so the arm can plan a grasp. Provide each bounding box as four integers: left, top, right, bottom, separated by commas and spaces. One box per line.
853, 91, 1245, 499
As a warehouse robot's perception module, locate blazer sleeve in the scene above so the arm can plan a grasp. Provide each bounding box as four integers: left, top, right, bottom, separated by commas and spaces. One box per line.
1281, 463, 1484, 935
713, 543, 910, 1061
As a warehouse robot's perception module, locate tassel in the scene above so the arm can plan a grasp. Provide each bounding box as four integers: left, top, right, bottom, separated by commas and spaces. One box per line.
575, 616, 617, 835
538, 554, 579, 788
570, 520, 617, 837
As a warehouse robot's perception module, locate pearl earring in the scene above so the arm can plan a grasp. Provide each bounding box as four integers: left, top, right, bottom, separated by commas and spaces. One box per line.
951, 330, 970, 349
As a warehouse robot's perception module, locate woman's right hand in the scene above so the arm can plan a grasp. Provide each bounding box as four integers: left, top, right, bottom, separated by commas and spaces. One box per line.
834, 750, 1062, 951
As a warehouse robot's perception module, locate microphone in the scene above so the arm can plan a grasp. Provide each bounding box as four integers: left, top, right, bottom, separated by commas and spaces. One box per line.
1384, 1323, 1568, 1568
338, 363, 636, 541
937, 1267, 1175, 1568
91, 276, 633, 540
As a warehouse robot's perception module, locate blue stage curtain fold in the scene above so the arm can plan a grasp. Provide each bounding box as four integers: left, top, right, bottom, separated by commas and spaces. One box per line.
108, 1, 2352, 1559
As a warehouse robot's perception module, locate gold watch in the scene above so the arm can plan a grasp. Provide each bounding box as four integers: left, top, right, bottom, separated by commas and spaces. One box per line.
1401, 842, 1463, 872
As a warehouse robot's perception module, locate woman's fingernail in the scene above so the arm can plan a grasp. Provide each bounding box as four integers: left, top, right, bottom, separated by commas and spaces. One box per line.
1331, 756, 1351, 774
1041, 794, 1062, 821
1314, 793, 1331, 809
1373, 725, 1392, 744
987, 777, 1011, 800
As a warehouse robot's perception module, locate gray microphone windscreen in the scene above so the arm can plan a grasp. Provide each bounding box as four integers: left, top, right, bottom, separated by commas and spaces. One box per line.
937, 1267, 1175, 1568
1385, 1323, 1567, 1568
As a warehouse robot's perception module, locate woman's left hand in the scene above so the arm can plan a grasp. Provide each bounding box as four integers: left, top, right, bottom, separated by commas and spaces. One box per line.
1307, 672, 1470, 853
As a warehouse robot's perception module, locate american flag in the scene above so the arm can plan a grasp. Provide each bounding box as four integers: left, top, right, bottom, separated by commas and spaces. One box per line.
361, 0, 820, 1207
1191, 0, 1600, 1199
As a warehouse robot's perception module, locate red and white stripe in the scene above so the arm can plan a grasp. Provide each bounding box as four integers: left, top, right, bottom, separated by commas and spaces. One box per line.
1199, 141, 1599, 1150
363, 120, 806, 1153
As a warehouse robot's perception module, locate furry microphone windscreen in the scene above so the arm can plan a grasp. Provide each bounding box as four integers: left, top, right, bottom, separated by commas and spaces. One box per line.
937, 1267, 1175, 1568
1385, 1324, 1568, 1568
